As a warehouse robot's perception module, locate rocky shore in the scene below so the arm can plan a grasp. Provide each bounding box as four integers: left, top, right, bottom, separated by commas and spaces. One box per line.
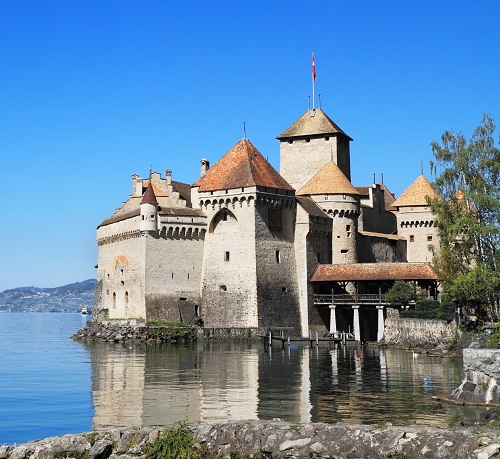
2, 421, 500, 459
72, 321, 198, 343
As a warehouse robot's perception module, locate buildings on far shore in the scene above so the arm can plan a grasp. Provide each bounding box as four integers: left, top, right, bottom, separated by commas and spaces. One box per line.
93, 106, 440, 341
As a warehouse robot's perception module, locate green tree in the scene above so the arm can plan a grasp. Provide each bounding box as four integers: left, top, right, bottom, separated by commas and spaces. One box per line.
429, 113, 500, 319
385, 280, 417, 306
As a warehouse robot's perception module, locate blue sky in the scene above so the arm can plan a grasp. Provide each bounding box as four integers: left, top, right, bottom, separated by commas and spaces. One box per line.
0, 1, 499, 291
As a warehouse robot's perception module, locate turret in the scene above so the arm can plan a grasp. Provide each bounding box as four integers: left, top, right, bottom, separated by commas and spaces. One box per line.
140, 180, 158, 233
297, 162, 360, 264
392, 175, 440, 262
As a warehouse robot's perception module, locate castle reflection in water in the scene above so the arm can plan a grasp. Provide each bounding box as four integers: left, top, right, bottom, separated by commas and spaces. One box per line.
87, 341, 476, 429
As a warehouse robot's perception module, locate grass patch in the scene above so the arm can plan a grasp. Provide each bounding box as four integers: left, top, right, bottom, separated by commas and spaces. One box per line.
145, 422, 212, 459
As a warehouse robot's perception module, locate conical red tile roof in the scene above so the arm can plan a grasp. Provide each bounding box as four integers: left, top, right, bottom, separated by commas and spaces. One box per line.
141, 181, 158, 205
193, 139, 293, 192
392, 175, 439, 207
297, 162, 359, 196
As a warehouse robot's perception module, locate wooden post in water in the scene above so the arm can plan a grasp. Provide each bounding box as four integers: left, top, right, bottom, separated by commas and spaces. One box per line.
269, 331, 272, 346
316, 331, 319, 346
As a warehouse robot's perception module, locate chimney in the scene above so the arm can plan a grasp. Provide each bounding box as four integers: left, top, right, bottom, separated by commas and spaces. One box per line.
165, 169, 172, 185
200, 159, 210, 177
131, 174, 141, 196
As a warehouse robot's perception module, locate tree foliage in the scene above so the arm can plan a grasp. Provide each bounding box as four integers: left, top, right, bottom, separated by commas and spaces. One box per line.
385, 280, 417, 306
429, 113, 500, 319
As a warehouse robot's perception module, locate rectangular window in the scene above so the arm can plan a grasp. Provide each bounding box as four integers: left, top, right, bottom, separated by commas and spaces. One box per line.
410, 235, 415, 242
427, 235, 433, 242
282, 287, 288, 293
317, 253, 321, 262
275, 250, 281, 263
346, 225, 351, 232
224, 251, 230, 261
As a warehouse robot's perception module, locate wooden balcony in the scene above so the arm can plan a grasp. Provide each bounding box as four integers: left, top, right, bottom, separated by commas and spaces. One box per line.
314, 293, 390, 306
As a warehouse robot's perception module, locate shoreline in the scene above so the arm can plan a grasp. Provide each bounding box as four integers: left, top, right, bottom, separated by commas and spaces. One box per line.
2, 420, 500, 458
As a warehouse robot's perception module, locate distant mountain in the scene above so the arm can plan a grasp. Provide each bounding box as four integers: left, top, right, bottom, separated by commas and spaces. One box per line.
0, 279, 96, 313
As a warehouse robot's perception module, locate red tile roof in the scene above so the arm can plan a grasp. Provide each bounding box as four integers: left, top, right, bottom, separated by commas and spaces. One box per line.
297, 162, 359, 196
276, 109, 352, 140
392, 175, 439, 208
141, 181, 158, 205
193, 139, 293, 192
310, 262, 438, 282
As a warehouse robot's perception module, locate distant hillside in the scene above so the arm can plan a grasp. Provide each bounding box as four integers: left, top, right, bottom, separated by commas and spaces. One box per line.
0, 279, 96, 313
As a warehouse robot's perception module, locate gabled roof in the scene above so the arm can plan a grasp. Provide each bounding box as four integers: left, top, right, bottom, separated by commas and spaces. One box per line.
193, 139, 293, 192
310, 262, 438, 282
392, 175, 439, 208
297, 162, 359, 196
141, 181, 158, 205
276, 109, 352, 140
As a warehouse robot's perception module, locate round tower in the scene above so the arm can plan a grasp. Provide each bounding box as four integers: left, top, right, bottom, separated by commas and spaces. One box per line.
140, 180, 158, 232
392, 175, 440, 263
296, 162, 360, 264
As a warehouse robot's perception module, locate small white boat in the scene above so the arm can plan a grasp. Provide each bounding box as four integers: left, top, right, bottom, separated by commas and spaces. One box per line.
80, 307, 89, 315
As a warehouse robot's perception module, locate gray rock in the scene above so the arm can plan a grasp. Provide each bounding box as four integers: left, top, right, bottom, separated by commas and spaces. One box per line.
88, 440, 113, 459
279, 438, 311, 451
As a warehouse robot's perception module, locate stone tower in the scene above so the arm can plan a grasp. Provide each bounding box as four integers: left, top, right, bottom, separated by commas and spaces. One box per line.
277, 108, 352, 191
392, 175, 440, 263
193, 139, 302, 332
297, 162, 360, 264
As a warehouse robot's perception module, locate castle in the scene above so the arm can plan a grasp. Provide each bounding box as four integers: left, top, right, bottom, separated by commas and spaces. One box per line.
94, 107, 440, 341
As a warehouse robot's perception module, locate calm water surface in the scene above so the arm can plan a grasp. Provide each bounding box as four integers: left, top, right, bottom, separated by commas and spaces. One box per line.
0, 313, 485, 445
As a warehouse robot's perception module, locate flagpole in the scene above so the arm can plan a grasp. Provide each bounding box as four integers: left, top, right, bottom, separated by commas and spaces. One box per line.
312, 53, 316, 110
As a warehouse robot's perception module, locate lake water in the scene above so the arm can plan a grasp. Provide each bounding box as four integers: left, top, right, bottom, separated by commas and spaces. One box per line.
0, 313, 486, 445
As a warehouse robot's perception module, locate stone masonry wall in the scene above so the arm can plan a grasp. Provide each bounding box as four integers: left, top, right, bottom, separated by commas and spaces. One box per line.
452, 349, 500, 405
144, 232, 203, 322
396, 206, 438, 263
200, 194, 259, 328
280, 135, 350, 190
383, 316, 455, 346
96, 233, 146, 320
3, 421, 500, 459
255, 199, 301, 331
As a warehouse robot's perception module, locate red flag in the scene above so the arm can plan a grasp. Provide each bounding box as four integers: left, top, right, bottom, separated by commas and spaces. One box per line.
312, 53, 316, 82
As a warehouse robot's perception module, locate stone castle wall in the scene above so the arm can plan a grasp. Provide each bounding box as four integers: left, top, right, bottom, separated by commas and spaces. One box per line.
357, 233, 405, 263
144, 232, 204, 322
96, 232, 146, 320
254, 199, 301, 331
396, 207, 438, 263
280, 135, 350, 190
199, 193, 259, 328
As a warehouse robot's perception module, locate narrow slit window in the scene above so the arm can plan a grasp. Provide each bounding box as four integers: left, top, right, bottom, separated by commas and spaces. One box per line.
275, 250, 281, 263
224, 251, 230, 262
